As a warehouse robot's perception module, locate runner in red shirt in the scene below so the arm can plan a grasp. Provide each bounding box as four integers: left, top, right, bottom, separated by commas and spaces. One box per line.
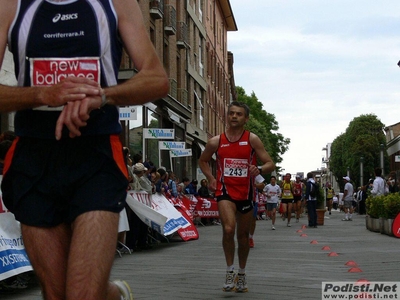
199, 101, 275, 293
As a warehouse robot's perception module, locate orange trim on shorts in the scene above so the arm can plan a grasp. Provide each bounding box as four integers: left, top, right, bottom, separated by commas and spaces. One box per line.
110, 135, 129, 179
3, 137, 19, 176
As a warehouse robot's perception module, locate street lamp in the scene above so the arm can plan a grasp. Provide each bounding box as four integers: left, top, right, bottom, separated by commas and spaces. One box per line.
360, 156, 364, 187
347, 167, 350, 178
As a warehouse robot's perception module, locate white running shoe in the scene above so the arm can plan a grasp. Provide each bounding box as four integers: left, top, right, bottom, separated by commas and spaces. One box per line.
223, 271, 237, 292
271, 225, 276, 230
287, 222, 291, 227
113, 280, 133, 300
235, 273, 248, 293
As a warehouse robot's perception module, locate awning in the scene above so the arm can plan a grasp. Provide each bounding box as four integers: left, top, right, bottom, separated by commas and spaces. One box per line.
166, 108, 180, 123
195, 141, 205, 152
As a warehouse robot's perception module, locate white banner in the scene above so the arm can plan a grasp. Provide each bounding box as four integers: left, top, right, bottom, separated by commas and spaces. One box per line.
158, 141, 185, 150
170, 149, 192, 157
0, 213, 33, 281
119, 106, 138, 120
126, 191, 190, 236
143, 128, 175, 139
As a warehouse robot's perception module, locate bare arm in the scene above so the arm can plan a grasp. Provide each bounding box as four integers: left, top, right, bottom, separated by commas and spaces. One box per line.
104, 0, 169, 106
198, 135, 220, 192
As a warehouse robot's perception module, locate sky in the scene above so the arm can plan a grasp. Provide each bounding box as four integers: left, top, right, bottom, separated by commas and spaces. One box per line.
228, 0, 400, 177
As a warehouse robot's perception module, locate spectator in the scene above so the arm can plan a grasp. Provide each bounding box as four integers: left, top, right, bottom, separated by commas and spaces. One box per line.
198, 179, 211, 198
305, 172, 318, 228
155, 168, 167, 194
371, 168, 385, 197
167, 170, 178, 197
185, 179, 199, 196
126, 163, 152, 251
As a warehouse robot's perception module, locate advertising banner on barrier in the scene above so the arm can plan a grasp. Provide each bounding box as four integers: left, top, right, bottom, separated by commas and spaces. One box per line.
127, 191, 191, 236
174, 206, 199, 241
0, 212, 33, 281
193, 197, 219, 218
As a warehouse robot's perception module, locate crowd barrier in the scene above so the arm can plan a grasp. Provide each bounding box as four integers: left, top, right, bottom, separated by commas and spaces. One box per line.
167, 195, 219, 220
0, 196, 33, 281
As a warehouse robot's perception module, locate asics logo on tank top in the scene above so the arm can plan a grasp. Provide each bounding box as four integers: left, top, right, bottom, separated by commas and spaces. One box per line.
52, 13, 78, 23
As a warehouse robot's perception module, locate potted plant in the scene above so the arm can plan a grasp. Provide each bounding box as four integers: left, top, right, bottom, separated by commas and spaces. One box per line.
381, 193, 400, 236
366, 195, 384, 232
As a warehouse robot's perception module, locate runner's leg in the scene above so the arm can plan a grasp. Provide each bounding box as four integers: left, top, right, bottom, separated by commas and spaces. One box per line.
66, 210, 122, 300
236, 209, 253, 269
21, 223, 71, 300
217, 200, 237, 267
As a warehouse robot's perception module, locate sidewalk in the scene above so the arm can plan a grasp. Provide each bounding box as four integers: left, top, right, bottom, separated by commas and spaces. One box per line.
3, 209, 400, 299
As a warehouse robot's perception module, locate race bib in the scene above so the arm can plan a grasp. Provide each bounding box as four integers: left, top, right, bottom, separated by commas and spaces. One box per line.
30, 57, 100, 111
223, 158, 248, 177
283, 189, 291, 196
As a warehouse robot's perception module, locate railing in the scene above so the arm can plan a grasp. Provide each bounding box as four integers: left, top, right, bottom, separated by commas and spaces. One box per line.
164, 5, 176, 35
169, 78, 178, 100
178, 88, 188, 107
176, 22, 188, 49
150, 0, 163, 20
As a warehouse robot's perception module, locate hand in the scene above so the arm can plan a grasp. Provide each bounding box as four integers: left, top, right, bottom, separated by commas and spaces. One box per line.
51, 78, 103, 140
208, 178, 217, 192
42, 77, 101, 108
249, 165, 260, 176
55, 93, 103, 140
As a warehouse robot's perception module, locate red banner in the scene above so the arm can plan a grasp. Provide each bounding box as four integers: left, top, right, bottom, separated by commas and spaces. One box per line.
175, 206, 199, 241
192, 197, 219, 219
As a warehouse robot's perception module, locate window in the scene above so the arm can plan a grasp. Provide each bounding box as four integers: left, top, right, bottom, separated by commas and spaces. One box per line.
198, 0, 203, 22
198, 36, 204, 77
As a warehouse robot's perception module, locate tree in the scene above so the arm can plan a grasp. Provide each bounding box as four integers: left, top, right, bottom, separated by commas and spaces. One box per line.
235, 86, 290, 170
330, 114, 389, 190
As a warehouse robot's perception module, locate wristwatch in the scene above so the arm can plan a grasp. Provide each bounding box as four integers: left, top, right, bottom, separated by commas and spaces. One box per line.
257, 166, 262, 173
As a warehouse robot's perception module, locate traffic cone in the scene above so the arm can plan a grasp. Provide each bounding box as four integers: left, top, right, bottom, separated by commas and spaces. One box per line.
328, 252, 338, 256
321, 246, 331, 251
348, 267, 363, 272
345, 261, 358, 267
310, 240, 318, 244
356, 279, 370, 284
300, 234, 308, 237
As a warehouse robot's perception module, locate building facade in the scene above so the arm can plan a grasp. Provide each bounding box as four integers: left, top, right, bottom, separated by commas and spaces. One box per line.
126, 0, 237, 180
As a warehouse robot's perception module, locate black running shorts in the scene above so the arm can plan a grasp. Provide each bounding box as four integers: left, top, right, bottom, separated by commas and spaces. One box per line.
1, 135, 129, 227
216, 195, 254, 214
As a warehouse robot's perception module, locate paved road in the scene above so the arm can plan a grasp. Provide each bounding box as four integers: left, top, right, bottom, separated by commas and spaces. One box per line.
3, 209, 399, 299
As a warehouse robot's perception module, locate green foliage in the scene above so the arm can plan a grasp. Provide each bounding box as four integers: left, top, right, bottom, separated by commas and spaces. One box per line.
366, 195, 385, 218
236, 86, 290, 166
383, 193, 400, 219
330, 114, 389, 189
316, 185, 325, 209
366, 193, 400, 219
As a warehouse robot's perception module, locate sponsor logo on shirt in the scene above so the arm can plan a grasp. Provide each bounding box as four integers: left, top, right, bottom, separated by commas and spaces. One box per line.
53, 13, 78, 23
220, 144, 230, 148
239, 141, 248, 146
